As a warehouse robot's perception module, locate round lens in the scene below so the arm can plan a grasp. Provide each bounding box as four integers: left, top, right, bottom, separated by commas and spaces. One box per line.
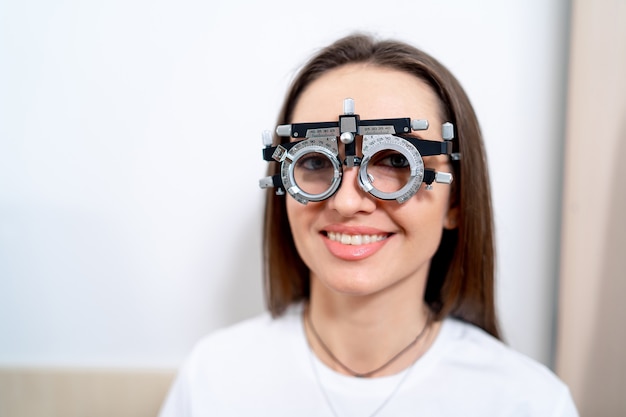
365, 150, 412, 193
281, 137, 342, 204
359, 135, 424, 203
293, 151, 337, 195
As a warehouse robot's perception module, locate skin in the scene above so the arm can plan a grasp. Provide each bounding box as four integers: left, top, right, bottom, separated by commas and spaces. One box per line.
287, 63, 458, 377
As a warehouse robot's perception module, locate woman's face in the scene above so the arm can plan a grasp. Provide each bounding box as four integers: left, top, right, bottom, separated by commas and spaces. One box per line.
286, 64, 456, 299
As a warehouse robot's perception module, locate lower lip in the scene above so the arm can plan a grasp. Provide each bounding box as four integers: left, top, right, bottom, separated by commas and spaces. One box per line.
321, 234, 391, 261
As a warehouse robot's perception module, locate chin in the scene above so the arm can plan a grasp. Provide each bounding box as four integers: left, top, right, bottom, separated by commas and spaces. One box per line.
315, 273, 391, 298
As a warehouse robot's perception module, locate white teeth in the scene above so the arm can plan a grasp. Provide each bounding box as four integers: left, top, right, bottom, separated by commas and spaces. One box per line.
327, 232, 387, 245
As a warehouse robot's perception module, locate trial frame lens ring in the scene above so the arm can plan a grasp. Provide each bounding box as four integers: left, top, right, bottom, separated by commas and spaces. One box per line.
359, 135, 425, 203
280, 137, 342, 204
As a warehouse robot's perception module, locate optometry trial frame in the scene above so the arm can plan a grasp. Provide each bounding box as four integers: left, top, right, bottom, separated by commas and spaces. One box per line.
259, 98, 460, 205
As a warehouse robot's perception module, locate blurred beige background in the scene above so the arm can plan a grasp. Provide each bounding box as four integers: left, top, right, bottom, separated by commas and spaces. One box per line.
555, 1, 626, 415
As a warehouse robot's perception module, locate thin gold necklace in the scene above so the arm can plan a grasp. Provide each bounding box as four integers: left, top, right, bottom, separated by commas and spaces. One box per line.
305, 307, 432, 378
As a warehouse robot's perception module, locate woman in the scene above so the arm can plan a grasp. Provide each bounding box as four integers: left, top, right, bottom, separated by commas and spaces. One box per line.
159, 34, 578, 416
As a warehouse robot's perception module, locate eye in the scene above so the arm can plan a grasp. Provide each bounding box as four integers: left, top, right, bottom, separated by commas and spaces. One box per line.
387, 153, 408, 168
298, 154, 333, 171
372, 151, 409, 168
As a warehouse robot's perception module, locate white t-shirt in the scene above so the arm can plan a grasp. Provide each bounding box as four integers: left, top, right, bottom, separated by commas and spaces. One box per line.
159, 304, 578, 417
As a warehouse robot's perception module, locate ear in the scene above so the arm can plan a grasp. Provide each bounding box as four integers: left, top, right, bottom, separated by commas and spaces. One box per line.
444, 204, 459, 230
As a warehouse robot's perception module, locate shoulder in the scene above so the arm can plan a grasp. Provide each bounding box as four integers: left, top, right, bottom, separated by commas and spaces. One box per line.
439, 318, 556, 379
184, 303, 303, 370
158, 305, 308, 417
428, 318, 578, 416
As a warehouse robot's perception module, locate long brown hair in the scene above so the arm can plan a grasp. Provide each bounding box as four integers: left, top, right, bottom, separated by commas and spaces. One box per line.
262, 33, 499, 339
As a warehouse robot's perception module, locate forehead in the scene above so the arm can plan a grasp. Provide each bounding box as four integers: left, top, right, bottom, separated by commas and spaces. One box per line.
291, 64, 443, 128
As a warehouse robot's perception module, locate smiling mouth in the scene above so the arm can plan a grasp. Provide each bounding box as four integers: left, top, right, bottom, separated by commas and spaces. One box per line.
324, 231, 390, 246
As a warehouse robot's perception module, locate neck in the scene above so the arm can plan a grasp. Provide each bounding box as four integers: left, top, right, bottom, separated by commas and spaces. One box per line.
305, 277, 438, 378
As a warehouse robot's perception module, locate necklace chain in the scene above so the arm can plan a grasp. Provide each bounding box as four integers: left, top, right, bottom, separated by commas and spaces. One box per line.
305, 307, 432, 417
308, 344, 417, 417
306, 307, 432, 378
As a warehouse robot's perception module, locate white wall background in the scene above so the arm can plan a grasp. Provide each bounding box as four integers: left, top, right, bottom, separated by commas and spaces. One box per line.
0, 0, 570, 369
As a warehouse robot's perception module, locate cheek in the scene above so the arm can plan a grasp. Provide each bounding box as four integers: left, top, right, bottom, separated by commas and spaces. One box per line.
412, 186, 452, 224
400, 208, 446, 238
397, 207, 446, 262
285, 198, 322, 271
285, 198, 313, 243
285, 198, 300, 234
394, 188, 452, 251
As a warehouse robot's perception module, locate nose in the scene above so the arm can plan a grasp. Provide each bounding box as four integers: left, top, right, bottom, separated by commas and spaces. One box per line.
326, 167, 377, 217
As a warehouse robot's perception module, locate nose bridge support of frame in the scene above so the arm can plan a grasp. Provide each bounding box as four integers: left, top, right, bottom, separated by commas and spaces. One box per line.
259, 98, 459, 204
